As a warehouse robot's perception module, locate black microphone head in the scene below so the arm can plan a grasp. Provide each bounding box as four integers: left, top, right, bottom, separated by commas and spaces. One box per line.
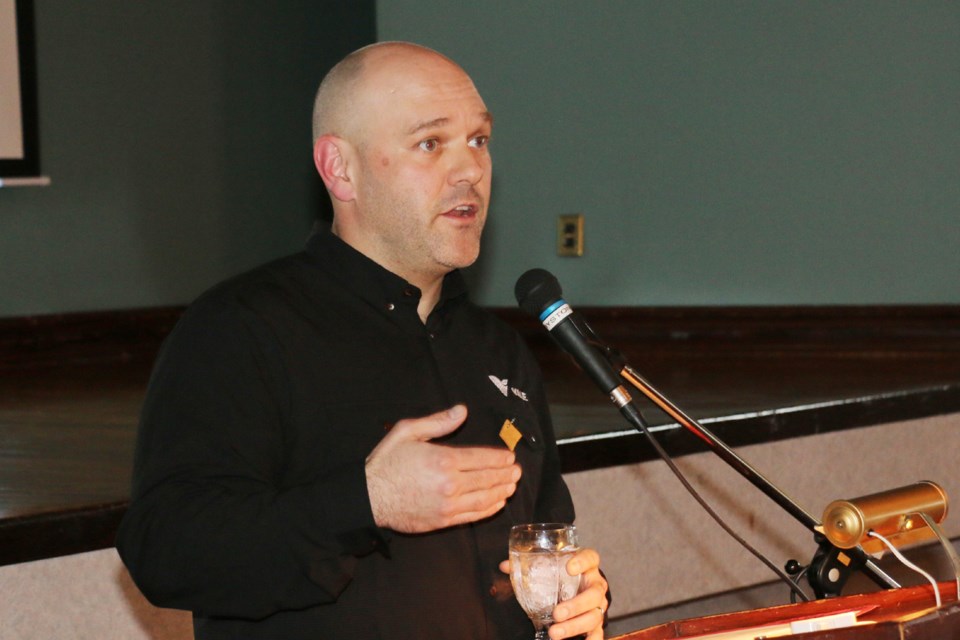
515, 268, 563, 317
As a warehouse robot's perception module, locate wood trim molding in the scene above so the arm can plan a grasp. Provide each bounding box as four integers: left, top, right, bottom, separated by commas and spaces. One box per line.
0, 502, 126, 566
2, 304, 958, 371
0, 307, 183, 371
492, 305, 960, 356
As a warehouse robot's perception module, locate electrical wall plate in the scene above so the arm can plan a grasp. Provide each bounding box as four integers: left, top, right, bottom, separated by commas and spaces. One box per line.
557, 213, 584, 257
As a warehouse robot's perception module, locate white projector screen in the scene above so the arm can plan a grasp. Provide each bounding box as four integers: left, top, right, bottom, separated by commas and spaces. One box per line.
0, 0, 39, 178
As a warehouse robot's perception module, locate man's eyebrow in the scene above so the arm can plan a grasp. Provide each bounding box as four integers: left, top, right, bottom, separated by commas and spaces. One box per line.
406, 111, 493, 136
407, 117, 449, 136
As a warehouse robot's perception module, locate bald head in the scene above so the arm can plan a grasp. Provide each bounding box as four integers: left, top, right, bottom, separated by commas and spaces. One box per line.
309, 41, 492, 299
311, 42, 473, 145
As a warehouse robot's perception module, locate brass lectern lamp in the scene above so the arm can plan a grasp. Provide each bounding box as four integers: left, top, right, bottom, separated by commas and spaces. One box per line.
817, 481, 960, 607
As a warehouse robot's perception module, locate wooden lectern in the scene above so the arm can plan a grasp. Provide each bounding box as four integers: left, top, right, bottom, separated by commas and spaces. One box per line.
613, 582, 960, 639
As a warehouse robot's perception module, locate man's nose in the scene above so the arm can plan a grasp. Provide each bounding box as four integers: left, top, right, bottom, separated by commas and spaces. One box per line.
448, 145, 486, 185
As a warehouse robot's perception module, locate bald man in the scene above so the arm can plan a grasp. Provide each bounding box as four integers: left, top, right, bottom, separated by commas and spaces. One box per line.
118, 42, 608, 640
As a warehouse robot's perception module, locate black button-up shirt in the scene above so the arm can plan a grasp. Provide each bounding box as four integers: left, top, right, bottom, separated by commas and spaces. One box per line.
117, 230, 574, 639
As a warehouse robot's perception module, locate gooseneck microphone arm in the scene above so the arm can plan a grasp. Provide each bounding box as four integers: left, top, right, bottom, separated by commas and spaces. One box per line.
619, 362, 819, 530
514, 268, 899, 598
615, 360, 899, 596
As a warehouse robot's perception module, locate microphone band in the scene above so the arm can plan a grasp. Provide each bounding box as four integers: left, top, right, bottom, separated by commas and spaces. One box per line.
540, 300, 572, 329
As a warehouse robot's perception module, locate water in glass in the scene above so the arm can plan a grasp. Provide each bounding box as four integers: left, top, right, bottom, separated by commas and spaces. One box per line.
509, 523, 580, 639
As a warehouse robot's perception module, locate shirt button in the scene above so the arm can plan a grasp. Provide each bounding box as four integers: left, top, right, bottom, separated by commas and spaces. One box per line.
386, 303, 395, 311
428, 333, 435, 339
402, 287, 416, 297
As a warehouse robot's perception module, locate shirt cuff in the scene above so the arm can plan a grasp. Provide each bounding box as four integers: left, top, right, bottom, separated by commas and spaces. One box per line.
315, 459, 391, 557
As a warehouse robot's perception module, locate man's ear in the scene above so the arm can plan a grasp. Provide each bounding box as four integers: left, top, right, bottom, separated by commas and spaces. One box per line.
313, 135, 356, 203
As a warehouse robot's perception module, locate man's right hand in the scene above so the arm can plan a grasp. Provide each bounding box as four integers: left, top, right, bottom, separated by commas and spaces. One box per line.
365, 405, 521, 533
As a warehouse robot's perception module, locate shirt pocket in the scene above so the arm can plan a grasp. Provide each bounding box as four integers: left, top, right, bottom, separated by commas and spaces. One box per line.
461, 403, 547, 521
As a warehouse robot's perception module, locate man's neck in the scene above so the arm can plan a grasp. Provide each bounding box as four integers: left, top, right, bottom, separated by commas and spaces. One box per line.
329, 223, 446, 324
415, 277, 443, 324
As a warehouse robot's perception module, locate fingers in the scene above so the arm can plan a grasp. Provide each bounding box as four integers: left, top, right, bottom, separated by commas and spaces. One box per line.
368, 406, 468, 471
366, 405, 522, 533
549, 589, 607, 639
585, 618, 606, 640
443, 499, 510, 527
450, 443, 517, 471
550, 548, 608, 639
394, 406, 517, 473
434, 462, 519, 525
391, 404, 469, 442
444, 456, 520, 496
565, 548, 600, 576
549, 605, 605, 639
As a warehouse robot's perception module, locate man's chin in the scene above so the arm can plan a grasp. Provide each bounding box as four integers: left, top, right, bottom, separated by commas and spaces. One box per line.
436, 237, 481, 269
438, 250, 480, 273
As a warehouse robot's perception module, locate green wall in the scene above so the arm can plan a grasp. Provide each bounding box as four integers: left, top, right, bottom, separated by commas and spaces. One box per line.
2, 2, 957, 316
379, 1, 960, 306
0, 1, 374, 317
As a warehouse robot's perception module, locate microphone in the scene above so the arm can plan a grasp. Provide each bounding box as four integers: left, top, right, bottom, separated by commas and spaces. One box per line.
515, 270, 902, 599
513, 270, 824, 600
514, 268, 641, 419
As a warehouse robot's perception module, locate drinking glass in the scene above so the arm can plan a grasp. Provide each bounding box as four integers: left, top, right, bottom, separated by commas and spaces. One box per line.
509, 523, 581, 639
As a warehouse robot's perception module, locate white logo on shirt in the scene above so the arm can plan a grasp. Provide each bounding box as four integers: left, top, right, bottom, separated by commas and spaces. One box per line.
489, 375, 509, 397
488, 375, 528, 401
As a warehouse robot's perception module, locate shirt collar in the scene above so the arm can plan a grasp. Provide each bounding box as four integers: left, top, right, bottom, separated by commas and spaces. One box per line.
304, 228, 469, 315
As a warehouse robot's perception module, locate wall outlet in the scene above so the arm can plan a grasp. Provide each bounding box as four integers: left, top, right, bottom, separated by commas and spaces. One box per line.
557, 213, 584, 257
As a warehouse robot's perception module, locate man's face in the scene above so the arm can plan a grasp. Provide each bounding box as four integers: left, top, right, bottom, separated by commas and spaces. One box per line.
345, 51, 492, 286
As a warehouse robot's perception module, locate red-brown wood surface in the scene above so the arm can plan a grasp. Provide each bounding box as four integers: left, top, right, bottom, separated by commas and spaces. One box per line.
614, 582, 960, 639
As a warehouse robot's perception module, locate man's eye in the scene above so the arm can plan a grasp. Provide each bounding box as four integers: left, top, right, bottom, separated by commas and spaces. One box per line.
469, 135, 490, 149
418, 139, 439, 152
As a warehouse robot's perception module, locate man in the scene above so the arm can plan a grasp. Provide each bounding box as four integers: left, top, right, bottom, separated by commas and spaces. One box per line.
117, 41, 608, 639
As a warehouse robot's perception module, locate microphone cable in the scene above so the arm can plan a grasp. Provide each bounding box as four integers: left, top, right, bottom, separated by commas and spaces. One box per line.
594, 341, 812, 603
516, 268, 811, 601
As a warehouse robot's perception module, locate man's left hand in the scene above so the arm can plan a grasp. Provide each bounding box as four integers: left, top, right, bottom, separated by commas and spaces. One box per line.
500, 547, 608, 639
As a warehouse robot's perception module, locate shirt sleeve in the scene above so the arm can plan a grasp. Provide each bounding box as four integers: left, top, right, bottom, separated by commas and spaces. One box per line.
116, 297, 386, 620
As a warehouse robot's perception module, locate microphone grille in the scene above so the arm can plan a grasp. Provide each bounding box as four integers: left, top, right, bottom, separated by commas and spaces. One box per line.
514, 268, 563, 316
